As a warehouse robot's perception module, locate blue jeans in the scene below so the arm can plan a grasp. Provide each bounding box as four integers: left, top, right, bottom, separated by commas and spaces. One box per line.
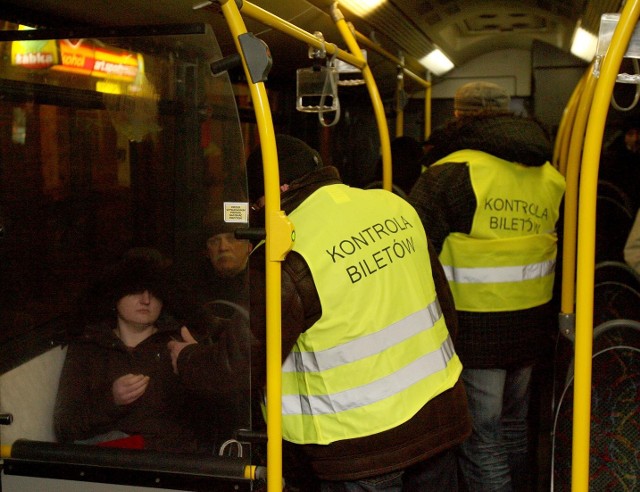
458, 366, 533, 492
320, 448, 459, 491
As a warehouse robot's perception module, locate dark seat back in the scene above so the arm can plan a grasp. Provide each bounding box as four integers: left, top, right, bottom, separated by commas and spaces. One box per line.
552, 320, 640, 491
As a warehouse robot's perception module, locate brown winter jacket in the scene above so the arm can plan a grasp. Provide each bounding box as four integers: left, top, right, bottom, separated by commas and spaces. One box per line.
54, 316, 199, 453
249, 166, 471, 481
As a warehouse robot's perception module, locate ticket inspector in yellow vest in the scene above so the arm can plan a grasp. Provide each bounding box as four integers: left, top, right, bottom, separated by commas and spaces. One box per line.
281, 183, 462, 445
436, 150, 566, 312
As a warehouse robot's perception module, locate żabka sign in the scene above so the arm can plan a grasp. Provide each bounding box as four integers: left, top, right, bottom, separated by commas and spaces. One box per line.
11, 38, 58, 69
12, 36, 140, 83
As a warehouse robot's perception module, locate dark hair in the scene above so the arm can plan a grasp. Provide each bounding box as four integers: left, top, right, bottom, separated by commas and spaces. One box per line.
103, 256, 168, 303
79, 255, 169, 326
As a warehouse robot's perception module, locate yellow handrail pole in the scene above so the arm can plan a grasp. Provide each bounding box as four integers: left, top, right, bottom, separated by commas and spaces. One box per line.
354, 31, 430, 89
353, 30, 434, 142
425, 73, 432, 142
219, 2, 294, 491
330, 4, 392, 192
396, 109, 404, 138
572, 2, 640, 490
554, 115, 571, 174
242, 1, 364, 70
561, 70, 597, 316
555, 71, 587, 174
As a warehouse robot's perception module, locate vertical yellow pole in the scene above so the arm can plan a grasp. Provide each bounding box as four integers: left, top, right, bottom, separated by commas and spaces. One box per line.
572, 2, 640, 490
561, 71, 597, 317
554, 71, 587, 174
219, 2, 294, 491
330, 3, 392, 191
424, 73, 432, 142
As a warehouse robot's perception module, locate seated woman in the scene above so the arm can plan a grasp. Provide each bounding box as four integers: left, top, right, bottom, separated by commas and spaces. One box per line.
54, 254, 199, 453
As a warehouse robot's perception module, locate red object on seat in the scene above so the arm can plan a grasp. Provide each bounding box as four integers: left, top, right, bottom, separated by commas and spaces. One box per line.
97, 434, 145, 449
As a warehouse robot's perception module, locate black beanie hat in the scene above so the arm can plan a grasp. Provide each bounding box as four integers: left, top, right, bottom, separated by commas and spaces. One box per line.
247, 134, 322, 203
78, 254, 169, 325
100, 255, 168, 305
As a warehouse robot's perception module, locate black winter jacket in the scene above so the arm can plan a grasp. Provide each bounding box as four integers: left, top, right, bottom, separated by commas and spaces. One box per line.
409, 113, 562, 368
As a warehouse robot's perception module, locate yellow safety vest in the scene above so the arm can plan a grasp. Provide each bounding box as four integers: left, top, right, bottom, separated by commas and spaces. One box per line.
435, 150, 566, 312
282, 184, 462, 445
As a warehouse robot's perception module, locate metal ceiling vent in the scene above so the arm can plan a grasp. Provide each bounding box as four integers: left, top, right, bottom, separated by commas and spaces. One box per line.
352, 0, 436, 59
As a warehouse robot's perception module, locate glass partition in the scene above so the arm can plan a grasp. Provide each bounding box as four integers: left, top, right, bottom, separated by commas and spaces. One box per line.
0, 21, 252, 477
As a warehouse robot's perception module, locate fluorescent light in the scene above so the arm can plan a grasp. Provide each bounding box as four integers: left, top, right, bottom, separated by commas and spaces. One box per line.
571, 25, 598, 62
419, 49, 454, 76
339, 0, 385, 16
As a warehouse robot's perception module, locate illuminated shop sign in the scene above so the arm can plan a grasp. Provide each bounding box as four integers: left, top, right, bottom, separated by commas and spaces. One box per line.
11, 30, 142, 83
92, 46, 139, 81
53, 39, 96, 75
51, 39, 140, 82
11, 38, 59, 68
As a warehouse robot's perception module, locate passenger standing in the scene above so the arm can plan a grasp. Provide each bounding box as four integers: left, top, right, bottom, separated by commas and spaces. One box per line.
54, 255, 199, 453
409, 82, 566, 492
170, 134, 471, 490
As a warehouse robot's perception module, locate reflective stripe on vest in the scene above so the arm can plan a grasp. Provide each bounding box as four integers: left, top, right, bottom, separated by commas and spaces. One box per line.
283, 184, 462, 445
435, 150, 565, 312
442, 258, 556, 284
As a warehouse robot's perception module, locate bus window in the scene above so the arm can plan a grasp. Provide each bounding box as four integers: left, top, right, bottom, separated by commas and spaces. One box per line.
0, 21, 253, 486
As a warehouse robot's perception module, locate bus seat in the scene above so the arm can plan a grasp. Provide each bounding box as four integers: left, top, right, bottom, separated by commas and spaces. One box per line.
595, 260, 640, 290
595, 195, 634, 263
597, 180, 635, 218
552, 319, 640, 491
0, 345, 67, 445
593, 280, 640, 326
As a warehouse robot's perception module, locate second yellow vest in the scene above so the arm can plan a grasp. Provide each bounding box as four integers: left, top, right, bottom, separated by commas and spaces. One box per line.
436, 150, 566, 312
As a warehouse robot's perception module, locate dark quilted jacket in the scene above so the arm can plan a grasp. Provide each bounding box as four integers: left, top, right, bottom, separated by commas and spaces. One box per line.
409, 113, 561, 369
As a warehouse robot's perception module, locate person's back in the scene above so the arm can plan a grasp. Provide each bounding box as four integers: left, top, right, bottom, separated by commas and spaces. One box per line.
245, 135, 471, 489
409, 82, 566, 492
409, 83, 564, 364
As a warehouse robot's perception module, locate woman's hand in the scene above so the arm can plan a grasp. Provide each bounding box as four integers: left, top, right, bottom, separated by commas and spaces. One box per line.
112, 373, 150, 406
